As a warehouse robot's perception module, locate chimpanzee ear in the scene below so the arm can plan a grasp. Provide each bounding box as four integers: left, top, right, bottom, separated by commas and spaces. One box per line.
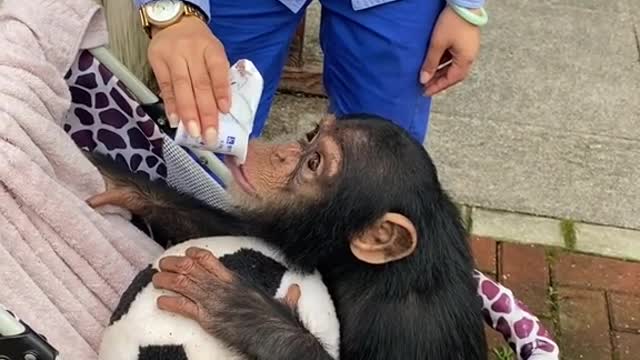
350, 213, 418, 264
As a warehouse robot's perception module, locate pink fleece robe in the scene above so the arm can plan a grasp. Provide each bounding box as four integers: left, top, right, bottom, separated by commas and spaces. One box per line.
0, 0, 163, 358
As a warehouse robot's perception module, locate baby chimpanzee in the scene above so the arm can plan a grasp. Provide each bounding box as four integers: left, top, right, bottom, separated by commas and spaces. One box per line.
87, 114, 487, 360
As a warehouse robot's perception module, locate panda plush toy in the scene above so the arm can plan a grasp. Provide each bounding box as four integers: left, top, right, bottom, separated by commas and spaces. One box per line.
98, 236, 340, 360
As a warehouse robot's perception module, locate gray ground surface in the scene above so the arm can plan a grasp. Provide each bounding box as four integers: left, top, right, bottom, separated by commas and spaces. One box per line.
266, 0, 640, 230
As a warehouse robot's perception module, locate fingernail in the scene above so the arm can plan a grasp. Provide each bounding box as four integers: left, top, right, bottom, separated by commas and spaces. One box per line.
420, 71, 431, 84
186, 121, 201, 138
204, 127, 218, 146
168, 113, 179, 128
219, 99, 230, 113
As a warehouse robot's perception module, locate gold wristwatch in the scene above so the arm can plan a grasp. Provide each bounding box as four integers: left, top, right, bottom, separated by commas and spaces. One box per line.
139, 0, 207, 38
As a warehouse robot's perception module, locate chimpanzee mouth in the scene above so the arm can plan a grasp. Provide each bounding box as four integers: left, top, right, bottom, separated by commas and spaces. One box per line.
224, 156, 257, 195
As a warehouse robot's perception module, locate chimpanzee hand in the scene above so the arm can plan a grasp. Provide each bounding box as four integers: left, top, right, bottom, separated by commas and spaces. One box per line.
84, 152, 155, 216
152, 247, 334, 360
86, 184, 150, 216
151, 246, 299, 332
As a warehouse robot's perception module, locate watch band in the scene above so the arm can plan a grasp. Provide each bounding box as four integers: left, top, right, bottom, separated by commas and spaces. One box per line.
139, 1, 208, 38
183, 3, 208, 23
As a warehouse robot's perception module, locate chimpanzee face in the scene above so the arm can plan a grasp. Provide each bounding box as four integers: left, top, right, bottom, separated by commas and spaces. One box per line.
224, 116, 343, 212
224, 115, 420, 266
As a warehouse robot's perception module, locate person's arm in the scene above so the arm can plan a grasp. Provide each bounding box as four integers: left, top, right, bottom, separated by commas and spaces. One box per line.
134, 0, 231, 147
133, 0, 211, 21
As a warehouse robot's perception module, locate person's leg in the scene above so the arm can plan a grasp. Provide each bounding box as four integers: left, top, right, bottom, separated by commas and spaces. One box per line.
319, 0, 446, 143
208, 0, 310, 138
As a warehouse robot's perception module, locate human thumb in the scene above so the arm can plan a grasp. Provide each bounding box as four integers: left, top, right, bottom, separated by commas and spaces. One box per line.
420, 41, 447, 85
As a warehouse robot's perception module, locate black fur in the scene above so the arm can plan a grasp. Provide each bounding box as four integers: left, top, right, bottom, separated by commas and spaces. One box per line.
89, 115, 487, 360
110, 265, 157, 325
138, 345, 188, 360
219, 249, 288, 297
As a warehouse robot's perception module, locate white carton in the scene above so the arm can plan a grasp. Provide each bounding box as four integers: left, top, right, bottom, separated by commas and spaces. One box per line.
173, 59, 263, 164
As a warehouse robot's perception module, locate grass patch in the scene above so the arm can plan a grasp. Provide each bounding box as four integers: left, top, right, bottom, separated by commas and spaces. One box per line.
491, 346, 515, 360
560, 220, 577, 250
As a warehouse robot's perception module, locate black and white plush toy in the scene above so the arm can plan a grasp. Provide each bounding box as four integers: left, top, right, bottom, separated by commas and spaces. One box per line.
98, 236, 340, 360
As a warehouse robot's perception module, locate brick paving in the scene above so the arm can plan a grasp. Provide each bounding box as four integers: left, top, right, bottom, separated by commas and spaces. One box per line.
470, 236, 640, 360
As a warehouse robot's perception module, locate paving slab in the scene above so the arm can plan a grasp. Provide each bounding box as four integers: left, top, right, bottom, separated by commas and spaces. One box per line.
432, 0, 640, 140
426, 111, 640, 230
557, 288, 613, 360
607, 293, 640, 333
553, 252, 640, 295
575, 223, 640, 261
470, 208, 564, 247
499, 243, 551, 316
613, 332, 640, 360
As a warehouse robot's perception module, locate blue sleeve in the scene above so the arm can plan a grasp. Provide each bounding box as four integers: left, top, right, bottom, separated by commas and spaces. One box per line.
448, 0, 485, 8
134, 0, 211, 20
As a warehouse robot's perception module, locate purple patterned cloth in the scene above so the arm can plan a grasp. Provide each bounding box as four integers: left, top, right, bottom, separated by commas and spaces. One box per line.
64, 51, 167, 181
475, 271, 559, 359
63, 50, 560, 360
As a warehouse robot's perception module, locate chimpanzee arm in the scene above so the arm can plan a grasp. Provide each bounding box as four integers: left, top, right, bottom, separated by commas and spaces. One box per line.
207, 278, 335, 360
152, 247, 335, 360
84, 151, 250, 244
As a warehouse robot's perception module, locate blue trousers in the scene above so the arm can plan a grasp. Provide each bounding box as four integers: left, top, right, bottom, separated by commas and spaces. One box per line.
209, 0, 445, 143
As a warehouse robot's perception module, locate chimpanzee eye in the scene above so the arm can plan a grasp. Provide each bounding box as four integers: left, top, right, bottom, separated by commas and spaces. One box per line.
307, 152, 321, 171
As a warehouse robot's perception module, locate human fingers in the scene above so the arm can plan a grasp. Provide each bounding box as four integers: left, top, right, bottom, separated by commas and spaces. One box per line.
187, 48, 219, 146
424, 58, 470, 96
149, 57, 179, 127
169, 56, 201, 138
420, 37, 449, 86
204, 44, 231, 115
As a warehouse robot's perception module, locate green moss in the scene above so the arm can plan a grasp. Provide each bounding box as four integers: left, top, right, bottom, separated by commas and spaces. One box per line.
545, 247, 559, 264
491, 346, 515, 360
546, 247, 563, 341
560, 220, 577, 250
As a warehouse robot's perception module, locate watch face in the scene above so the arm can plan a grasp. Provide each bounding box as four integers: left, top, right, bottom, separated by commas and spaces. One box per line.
146, 0, 182, 22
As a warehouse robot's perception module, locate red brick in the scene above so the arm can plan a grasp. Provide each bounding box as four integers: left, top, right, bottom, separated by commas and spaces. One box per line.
613, 332, 640, 360
557, 287, 612, 360
470, 236, 497, 274
553, 252, 640, 295
608, 292, 640, 332
499, 243, 550, 316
